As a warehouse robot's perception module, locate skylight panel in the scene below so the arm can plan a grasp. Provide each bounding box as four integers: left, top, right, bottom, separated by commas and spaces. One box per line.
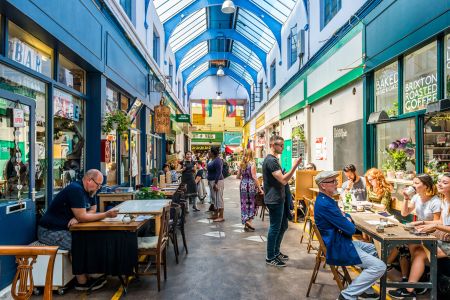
248, 0, 297, 23
179, 42, 208, 71
236, 9, 275, 52
232, 41, 262, 71
229, 62, 253, 86
154, 0, 196, 23
169, 8, 207, 53
186, 62, 209, 84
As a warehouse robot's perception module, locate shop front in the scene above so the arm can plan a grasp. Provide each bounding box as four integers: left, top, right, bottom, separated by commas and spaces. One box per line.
255, 113, 265, 158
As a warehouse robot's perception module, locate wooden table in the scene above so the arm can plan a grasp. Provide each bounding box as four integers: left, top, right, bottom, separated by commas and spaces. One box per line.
70, 218, 151, 293
349, 212, 438, 300
115, 199, 171, 233
97, 192, 134, 212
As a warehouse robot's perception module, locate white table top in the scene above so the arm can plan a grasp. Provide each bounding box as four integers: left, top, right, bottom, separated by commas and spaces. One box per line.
115, 199, 171, 214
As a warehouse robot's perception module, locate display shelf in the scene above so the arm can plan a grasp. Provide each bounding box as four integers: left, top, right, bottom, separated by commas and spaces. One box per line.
423, 132, 450, 134
424, 146, 450, 149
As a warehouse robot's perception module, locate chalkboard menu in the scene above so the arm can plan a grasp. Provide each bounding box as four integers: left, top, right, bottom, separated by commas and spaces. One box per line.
333, 119, 363, 173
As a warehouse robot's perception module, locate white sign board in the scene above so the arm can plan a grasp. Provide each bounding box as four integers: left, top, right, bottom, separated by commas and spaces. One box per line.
13, 108, 25, 128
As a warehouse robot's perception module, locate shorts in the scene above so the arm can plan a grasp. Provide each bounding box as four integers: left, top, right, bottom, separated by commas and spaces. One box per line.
38, 226, 72, 251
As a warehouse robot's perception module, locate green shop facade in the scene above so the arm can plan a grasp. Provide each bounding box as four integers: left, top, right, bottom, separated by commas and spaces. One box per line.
362, 0, 450, 180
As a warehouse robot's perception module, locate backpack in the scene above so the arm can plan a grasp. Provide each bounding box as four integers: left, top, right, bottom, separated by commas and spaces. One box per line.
222, 160, 230, 178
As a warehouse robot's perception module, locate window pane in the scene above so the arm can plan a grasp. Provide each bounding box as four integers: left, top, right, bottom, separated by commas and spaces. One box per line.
445, 34, 450, 98
323, 0, 342, 28
53, 89, 84, 192
403, 42, 437, 113
58, 54, 86, 93
376, 119, 416, 173
375, 61, 398, 117
424, 113, 450, 175
8, 21, 53, 78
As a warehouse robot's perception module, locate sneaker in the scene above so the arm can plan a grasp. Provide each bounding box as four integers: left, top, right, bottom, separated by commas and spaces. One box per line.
388, 288, 416, 299
359, 291, 379, 299
192, 207, 200, 212
415, 288, 428, 295
265, 258, 286, 268
75, 278, 107, 291
276, 252, 289, 261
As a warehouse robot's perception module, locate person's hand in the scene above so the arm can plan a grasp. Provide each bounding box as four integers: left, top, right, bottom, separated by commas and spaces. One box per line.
401, 187, 410, 200
106, 208, 119, 218
213, 184, 219, 192
259, 187, 264, 194
347, 179, 354, 190
409, 221, 424, 227
416, 224, 437, 233
67, 217, 79, 228
293, 158, 302, 167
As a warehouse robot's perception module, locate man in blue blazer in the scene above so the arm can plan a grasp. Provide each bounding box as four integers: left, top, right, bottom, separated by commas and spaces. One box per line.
314, 171, 386, 300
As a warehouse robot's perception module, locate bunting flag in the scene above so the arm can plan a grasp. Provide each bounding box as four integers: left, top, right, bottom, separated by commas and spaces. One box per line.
201, 99, 213, 117
226, 99, 237, 117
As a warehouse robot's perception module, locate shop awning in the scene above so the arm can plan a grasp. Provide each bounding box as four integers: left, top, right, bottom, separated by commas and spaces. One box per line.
225, 145, 241, 154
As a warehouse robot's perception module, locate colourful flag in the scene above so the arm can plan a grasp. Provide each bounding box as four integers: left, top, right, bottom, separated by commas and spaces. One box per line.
201, 99, 213, 117
226, 99, 237, 117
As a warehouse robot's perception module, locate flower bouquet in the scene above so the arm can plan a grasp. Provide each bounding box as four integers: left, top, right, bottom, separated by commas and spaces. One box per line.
383, 138, 415, 177
135, 186, 166, 199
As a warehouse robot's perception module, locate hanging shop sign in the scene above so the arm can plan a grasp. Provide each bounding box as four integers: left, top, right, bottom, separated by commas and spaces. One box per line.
403, 72, 437, 112
192, 132, 223, 143
13, 108, 25, 127
191, 145, 212, 151
224, 132, 242, 145
154, 100, 171, 134
53, 89, 80, 121
175, 114, 190, 123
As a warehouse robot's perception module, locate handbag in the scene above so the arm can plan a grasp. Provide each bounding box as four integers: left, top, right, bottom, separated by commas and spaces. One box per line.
433, 229, 450, 242
255, 191, 264, 207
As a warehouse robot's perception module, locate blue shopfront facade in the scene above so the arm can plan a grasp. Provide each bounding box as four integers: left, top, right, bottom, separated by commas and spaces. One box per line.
362, 0, 450, 175
0, 0, 174, 289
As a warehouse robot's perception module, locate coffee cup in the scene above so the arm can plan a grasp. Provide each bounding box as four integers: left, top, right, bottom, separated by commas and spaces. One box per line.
356, 205, 364, 212
404, 186, 416, 199
376, 225, 384, 233
404, 223, 414, 231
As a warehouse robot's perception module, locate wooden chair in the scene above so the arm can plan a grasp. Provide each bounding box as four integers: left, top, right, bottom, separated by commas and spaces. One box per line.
168, 203, 181, 264
137, 206, 170, 291
300, 197, 314, 245
306, 224, 352, 297
0, 245, 58, 300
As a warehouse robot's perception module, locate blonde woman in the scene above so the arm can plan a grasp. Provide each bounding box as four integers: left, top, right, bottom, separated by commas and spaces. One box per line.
237, 149, 263, 231
365, 168, 392, 212
389, 173, 450, 298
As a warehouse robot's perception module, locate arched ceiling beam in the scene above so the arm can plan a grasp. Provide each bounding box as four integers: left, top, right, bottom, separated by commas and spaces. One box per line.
175, 29, 267, 71
187, 68, 251, 98
181, 52, 258, 83
164, 0, 282, 51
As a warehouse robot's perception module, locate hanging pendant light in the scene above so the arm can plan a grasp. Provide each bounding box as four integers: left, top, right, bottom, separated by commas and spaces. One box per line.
221, 0, 235, 14
217, 65, 225, 77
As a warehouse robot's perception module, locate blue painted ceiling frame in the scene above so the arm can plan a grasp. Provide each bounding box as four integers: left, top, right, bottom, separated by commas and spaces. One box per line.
187, 68, 251, 97
175, 29, 267, 72
163, 0, 282, 53
181, 52, 259, 83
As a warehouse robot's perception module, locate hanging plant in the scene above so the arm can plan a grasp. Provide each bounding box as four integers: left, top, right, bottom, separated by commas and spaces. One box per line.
102, 110, 131, 136
292, 126, 305, 142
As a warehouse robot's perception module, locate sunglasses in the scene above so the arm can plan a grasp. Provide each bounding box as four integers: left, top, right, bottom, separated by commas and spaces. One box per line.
90, 178, 103, 189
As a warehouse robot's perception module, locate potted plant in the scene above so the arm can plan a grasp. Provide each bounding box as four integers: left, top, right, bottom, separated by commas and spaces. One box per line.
425, 158, 447, 183
384, 138, 415, 178
292, 126, 305, 142
102, 110, 131, 136
135, 186, 165, 199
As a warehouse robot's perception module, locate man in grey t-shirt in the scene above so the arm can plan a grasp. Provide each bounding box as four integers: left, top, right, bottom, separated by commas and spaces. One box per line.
341, 164, 366, 202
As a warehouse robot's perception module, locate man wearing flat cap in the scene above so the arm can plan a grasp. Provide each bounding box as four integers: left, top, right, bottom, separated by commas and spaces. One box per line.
314, 171, 386, 300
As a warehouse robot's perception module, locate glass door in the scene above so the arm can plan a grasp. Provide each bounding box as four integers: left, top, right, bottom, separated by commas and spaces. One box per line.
0, 96, 35, 201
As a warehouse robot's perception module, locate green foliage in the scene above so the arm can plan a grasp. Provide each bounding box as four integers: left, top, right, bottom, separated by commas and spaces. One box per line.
135, 187, 166, 199
425, 159, 447, 183
102, 110, 131, 136
386, 102, 398, 117
292, 126, 305, 142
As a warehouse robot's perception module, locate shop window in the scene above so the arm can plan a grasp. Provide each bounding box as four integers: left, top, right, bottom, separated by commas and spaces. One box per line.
321, 0, 341, 30
424, 114, 450, 174
7, 21, 52, 78
445, 34, 450, 98
375, 61, 398, 117
58, 54, 86, 93
376, 118, 416, 174
120, 133, 130, 184
288, 25, 298, 68
403, 41, 437, 113
53, 89, 84, 192
153, 30, 160, 65
0, 99, 30, 201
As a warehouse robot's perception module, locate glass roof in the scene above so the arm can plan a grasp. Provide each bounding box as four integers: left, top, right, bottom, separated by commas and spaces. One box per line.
185, 61, 209, 84
232, 41, 262, 71
249, 0, 297, 23
229, 62, 253, 86
169, 8, 207, 53
178, 41, 208, 72
153, 0, 196, 23
236, 9, 276, 53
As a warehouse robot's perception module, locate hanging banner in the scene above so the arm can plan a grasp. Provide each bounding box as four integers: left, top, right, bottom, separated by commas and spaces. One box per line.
201, 99, 213, 117
154, 101, 171, 134
226, 99, 237, 117
193, 114, 205, 125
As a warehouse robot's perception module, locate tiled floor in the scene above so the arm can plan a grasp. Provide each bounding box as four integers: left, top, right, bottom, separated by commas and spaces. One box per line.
32, 177, 344, 299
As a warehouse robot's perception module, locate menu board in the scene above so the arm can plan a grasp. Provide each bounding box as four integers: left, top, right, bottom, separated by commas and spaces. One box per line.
154, 103, 170, 134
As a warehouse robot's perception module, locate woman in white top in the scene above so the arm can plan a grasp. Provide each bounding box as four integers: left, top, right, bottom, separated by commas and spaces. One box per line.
389, 173, 450, 298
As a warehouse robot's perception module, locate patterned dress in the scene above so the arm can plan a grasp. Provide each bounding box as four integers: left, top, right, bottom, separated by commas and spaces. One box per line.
240, 163, 257, 224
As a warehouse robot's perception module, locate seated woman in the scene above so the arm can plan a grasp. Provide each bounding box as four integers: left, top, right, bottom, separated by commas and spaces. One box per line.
389, 173, 450, 299
387, 174, 441, 284
365, 168, 392, 212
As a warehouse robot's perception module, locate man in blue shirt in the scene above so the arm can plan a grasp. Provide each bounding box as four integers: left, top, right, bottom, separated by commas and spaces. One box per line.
38, 169, 119, 291
314, 171, 386, 300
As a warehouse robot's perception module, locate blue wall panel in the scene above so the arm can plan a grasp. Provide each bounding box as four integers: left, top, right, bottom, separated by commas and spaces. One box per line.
364, 0, 449, 71
106, 33, 147, 99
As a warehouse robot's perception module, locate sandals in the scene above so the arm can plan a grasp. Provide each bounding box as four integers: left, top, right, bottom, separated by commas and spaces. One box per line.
245, 222, 255, 231
213, 218, 225, 222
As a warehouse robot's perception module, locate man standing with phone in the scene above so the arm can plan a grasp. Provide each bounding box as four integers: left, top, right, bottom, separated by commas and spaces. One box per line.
263, 135, 301, 267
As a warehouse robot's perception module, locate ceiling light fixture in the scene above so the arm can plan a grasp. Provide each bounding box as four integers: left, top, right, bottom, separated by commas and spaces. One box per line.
221, 0, 236, 14
217, 65, 225, 77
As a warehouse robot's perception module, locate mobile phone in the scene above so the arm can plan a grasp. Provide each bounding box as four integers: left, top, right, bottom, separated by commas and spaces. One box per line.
378, 212, 391, 217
